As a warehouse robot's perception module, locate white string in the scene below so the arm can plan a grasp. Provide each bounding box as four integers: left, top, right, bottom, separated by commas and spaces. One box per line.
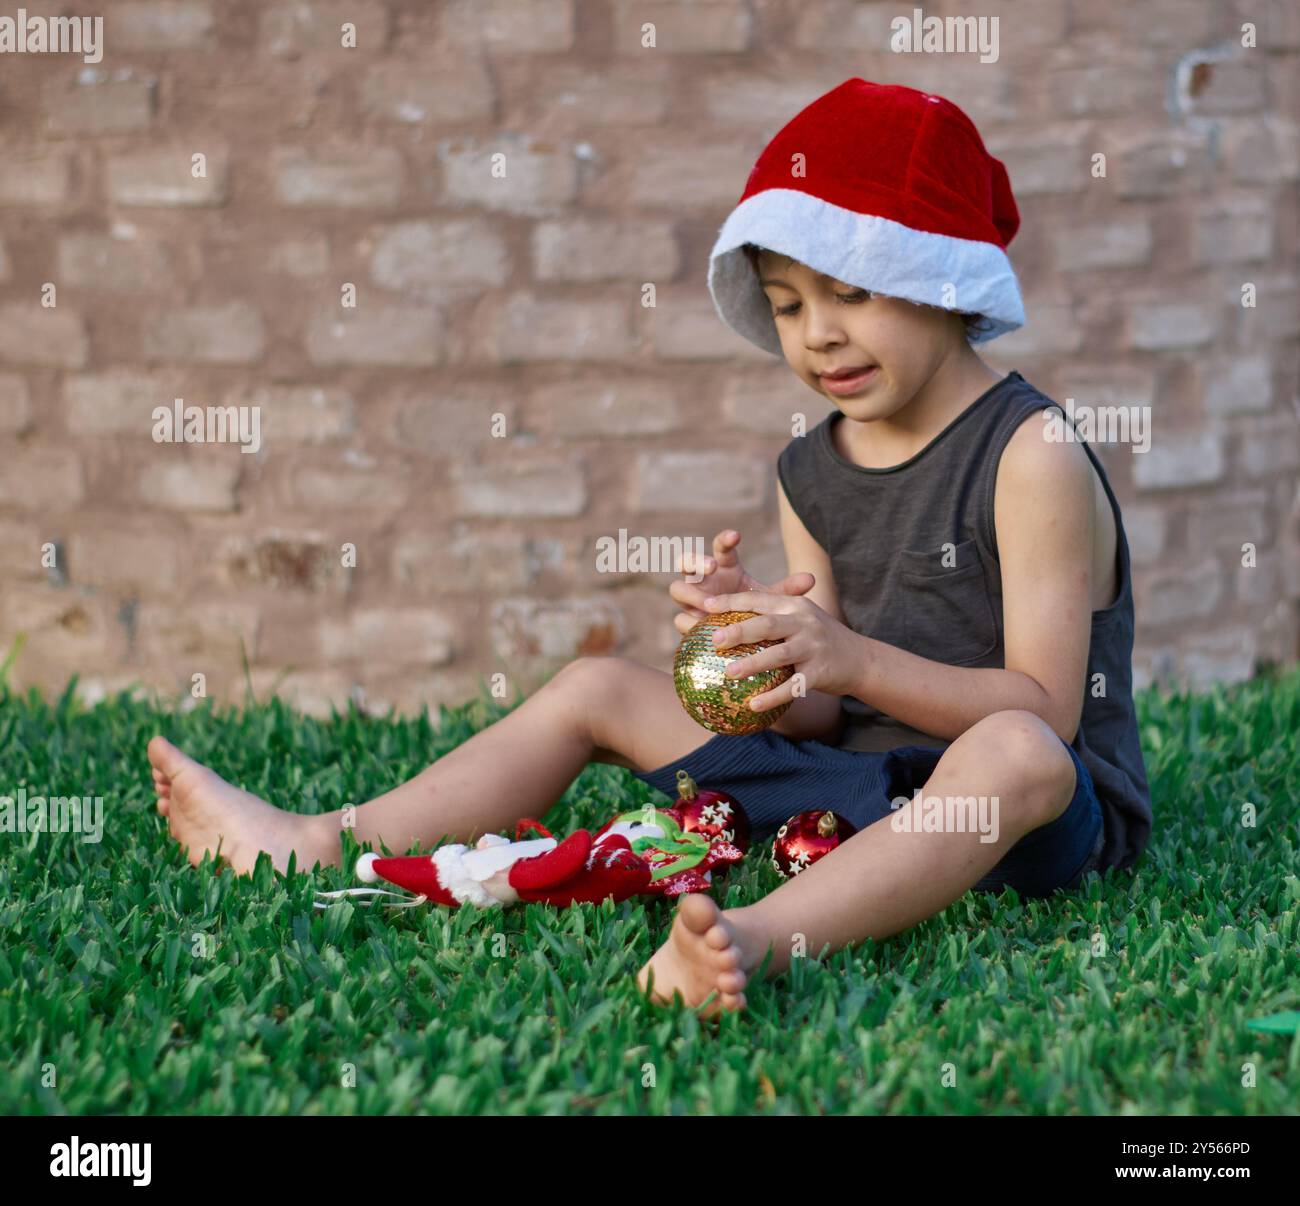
312, 888, 430, 910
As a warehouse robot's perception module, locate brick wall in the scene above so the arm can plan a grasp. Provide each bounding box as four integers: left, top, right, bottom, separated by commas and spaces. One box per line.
0, 0, 1297, 719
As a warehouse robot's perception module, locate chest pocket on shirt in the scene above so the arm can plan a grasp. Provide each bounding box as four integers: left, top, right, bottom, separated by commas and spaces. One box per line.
898, 538, 999, 665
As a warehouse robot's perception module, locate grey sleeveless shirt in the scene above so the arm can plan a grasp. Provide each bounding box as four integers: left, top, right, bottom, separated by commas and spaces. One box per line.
776, 370, 1152, 873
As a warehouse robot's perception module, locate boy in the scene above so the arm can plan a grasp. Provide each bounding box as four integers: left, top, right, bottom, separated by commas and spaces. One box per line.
149, 79, 1151, 1015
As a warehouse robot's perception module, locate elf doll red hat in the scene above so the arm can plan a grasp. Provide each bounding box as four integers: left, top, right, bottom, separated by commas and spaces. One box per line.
707, 77, 1024, 354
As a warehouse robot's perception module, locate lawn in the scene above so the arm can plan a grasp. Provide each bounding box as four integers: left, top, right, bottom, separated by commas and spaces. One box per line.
1, 665, 1297, 1115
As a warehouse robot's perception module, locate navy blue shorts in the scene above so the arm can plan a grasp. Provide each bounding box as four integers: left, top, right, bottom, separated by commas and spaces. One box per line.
631, 729, 1105, 899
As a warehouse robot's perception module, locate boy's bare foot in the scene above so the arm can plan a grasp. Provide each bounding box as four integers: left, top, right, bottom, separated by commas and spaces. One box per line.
148, 735, 337, 876
637, 893, 765, 1016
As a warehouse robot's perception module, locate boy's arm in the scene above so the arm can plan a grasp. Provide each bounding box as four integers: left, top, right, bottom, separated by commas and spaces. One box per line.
843, 416, 1095, 743
768, 477, 849, 744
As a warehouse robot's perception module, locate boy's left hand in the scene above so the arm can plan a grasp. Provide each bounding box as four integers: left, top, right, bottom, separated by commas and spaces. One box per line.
700, 589, 862, 708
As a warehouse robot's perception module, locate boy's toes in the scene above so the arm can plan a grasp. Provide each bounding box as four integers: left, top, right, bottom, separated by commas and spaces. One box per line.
720, 990, 746, 1012
677, 893, 719, 936
147, 734, 191, 778
717, 968, 747, 994
712, 939, 741, 970
705, 921, 735, 951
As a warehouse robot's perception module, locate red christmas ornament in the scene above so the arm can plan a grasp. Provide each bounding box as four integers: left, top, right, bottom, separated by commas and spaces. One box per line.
771, 810, 857, 878
670, 769, 751, 855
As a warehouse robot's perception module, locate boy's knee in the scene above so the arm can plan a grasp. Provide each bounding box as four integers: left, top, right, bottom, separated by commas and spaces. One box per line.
967, 709, 1076, 830
551, 656, 635, 730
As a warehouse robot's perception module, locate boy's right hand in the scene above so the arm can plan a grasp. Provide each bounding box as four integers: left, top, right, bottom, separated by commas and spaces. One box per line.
670, 529, 815, 636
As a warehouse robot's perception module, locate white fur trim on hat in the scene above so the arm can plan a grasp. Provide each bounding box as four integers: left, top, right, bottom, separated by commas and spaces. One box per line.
432, 837, 558, 907
708, 188, 1025, 353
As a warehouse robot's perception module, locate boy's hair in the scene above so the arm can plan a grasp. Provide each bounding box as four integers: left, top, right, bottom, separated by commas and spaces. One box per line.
740, 242, 993, 341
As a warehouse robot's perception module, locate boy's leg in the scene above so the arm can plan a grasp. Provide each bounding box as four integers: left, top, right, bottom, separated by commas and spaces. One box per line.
150, 656, 712, 875
639, 709, 1078, 1012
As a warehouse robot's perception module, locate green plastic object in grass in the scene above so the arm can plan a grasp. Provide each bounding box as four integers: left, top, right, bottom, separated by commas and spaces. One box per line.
1245, 1012, 1300, 1035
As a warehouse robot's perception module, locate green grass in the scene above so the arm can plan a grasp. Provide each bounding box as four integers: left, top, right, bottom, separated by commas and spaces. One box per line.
1, 666, 1297, 1115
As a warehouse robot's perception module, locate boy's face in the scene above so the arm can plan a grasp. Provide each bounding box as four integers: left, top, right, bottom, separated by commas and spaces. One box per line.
756, 250, 965, 419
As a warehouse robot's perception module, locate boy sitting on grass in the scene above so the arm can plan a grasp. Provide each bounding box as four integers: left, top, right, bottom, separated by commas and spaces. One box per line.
149, 79, 1151, 1015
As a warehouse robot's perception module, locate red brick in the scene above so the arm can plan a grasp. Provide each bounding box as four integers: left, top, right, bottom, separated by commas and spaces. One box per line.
625, 141, 759, 209
221, 532, 342, 593
1140, 559, 1225, 627
394, 528, 535, 595
1182, 57, 1268, 116
453, 454, 587, 518
68, 529, 182, 590
319, 608, 456, 666
0, 149, 73, 206
1053, 218, 1152, 271
135, 600, 261, 663
629, 451, 767, 512
142, 302, 265, 363
986, 126, 1090, 196
0, 374, 32, 432
485, 293, 634, 363
65, 371, 180, 434
260, 2, 391, 56
1179, 628, 1256, 690
1192, 196, 1274, 265
371, 219, 509, 294
438, 134, 577, 216
442, 0, 574, 52
56, 231, 172, 291
1236, 415, 1300, 478
535, 63, 671, 127
532, 218, 678, 282
646, 289, 773, 361
0, 520, 47, 582
1234, 276, 1300, 342
1186, 490, 1272, 554
138, 457, 240, 511
359, 59, 494, 124
106, 148, 230, 206
391, 392, 519, 455
225, 385, 355, 444
534, 378, 680, 438
43, 71, 156, 137
488, 597, 626, 664
611, 1, 752, 54
0, 303, 89, 368
292, 461, 409, 510
1125, 300, 1219, 351
268, 236, 330, 277
1225, 116, 1300, 184
721, 370, 824, 435
110, 2, 216, 51
989, 298, 1084, 358
1199, 355, 1274, 417
274, 146, 404, 208
0, 446, 85, 509
1108, 130, 1214, 199
1046, 53, 1164, 118
1133, 430, 1226, 491
305, 306, 442, 367
2, 585, 112, 666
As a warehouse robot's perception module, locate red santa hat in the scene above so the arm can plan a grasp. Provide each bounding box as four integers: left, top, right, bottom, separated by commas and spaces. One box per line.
708, 77, 1024, 354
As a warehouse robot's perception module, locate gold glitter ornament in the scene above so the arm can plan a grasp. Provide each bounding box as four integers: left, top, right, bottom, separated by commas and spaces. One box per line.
673, 610, 793, 735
